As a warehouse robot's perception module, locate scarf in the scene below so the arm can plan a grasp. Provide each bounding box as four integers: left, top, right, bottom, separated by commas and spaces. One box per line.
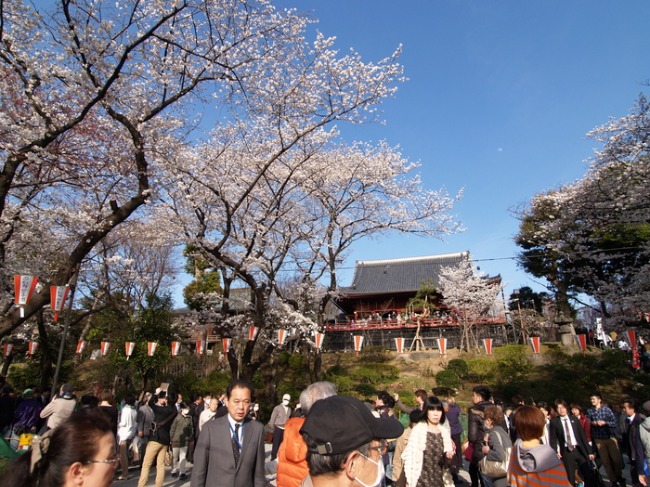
402, 421, 453, 487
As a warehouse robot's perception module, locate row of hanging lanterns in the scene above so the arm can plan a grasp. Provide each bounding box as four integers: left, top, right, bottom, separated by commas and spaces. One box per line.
3, 329, 624, 360
9, 275, 626, 361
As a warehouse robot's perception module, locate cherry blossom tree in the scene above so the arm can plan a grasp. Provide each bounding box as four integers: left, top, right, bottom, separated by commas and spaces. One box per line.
162, 139, 460, 380
515, 95, 650, 325
0, 0, 397, 338
438, 254, 500, 351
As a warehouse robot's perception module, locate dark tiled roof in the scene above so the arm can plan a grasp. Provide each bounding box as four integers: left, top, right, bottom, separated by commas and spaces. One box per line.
340, 252, 470, 295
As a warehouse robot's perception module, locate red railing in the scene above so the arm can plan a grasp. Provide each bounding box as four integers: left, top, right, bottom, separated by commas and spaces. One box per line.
323, 316, 506, 332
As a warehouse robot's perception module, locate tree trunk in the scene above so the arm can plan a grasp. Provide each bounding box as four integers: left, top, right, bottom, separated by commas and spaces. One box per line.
36, 310, 55, 389
0, 354, 12, 378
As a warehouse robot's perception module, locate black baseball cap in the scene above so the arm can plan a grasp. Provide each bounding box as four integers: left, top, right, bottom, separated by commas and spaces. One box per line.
300, 395, 404, 455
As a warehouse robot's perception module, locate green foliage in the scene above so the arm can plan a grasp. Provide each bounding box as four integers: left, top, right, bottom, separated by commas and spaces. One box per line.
135, 292, 175, 341
7, 362, 44, 392
183, 245, 222, 311
275, 351, 292, 367
494, 345, 532, 383
349, 364, 399, 385
435, 369, 461, 389
432, 386, 457, 398
170, 368, 230, 399
494, 346, 637, 406
326, 363, 347, 376
599, 349, 630, 374
466, 357, 496, 382
327, 374, 354, 395
407, 280, 440, 313
508, 286, 552, 314
288, 353, 306, 371
446, 358, 469, 379
355, 383, 377, 397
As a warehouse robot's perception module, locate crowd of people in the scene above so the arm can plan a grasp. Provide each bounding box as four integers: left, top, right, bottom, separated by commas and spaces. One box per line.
2, 374, 650, 487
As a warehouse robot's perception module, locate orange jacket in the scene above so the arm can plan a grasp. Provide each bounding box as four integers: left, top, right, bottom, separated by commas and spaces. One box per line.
276, 417, 309, 487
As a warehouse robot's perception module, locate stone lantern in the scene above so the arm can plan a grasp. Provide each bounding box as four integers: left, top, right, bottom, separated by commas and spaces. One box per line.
555, 312, 575, 346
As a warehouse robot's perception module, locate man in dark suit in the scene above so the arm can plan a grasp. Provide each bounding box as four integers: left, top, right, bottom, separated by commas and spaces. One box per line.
623, 398, 646, 487
190, 380, 265, 487
550, 399, 596, 487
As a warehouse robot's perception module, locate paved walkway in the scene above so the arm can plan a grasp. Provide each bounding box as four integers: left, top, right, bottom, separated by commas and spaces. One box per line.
118, 447, 636, 487
117, 444, 275, 487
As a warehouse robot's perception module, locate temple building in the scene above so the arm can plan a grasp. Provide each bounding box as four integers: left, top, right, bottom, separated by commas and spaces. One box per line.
330, 251, 505, 331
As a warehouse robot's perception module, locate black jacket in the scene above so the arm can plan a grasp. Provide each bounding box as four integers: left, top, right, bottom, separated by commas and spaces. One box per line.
468, 400, 491, 461
149, 396, 178, 445
549, 414, 592, 459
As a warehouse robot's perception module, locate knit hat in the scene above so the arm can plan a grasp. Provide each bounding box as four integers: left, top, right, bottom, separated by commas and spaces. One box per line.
300, 395, 404, 455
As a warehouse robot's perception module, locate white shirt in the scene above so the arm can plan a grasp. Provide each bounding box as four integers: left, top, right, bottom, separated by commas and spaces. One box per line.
228, 415, 243, 446
560, 416, 577, 448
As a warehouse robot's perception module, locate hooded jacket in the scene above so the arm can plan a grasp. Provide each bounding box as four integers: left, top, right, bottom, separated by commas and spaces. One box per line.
276, 417, 309, 487
507, 439, 571, 487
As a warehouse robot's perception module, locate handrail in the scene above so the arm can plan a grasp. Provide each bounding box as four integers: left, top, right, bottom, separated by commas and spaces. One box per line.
323, 316, 507, 332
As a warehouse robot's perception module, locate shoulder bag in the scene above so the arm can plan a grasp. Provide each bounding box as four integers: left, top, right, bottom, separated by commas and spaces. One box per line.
149, 409, 177, 437
479, 429, 511, 479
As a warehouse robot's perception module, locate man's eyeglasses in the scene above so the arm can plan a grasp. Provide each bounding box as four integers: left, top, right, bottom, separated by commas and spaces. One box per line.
368, 440, 388, 455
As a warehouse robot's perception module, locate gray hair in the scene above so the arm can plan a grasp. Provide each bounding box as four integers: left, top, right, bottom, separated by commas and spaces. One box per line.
300, 381, 337, 414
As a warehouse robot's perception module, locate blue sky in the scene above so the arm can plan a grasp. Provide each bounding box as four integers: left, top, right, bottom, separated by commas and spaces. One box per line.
262, 0, 650, 299
167, 1, 650, 306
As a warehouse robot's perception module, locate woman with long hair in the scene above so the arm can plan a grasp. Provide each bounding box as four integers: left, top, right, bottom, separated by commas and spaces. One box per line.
1, 409, 116, 487
509, 405, 571, 486
402, 396, 454, 487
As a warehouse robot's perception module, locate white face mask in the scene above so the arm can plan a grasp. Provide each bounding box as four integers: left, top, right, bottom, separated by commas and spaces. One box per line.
282, 399, 290, 406
354, 453, 385, 487
181, 409, 190, 415
253, 404, 259, 411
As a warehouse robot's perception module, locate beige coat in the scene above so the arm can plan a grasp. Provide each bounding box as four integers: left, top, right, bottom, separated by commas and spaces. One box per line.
40, 395, 76, 430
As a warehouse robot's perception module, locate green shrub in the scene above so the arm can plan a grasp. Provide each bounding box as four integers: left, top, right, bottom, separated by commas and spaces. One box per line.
494, 345, 532, 383
349, 364, 400, 385
328, 375, 354, 395
435, 369, 461, 389
432, 386, 457, 398
355, 383, 377, 397
446, 359, 469, 378
288, 354, 306, 371
327, 364, 348, 376
350, 366, 383, 384
598, 349, 630, 377
467, 357, 496, 382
